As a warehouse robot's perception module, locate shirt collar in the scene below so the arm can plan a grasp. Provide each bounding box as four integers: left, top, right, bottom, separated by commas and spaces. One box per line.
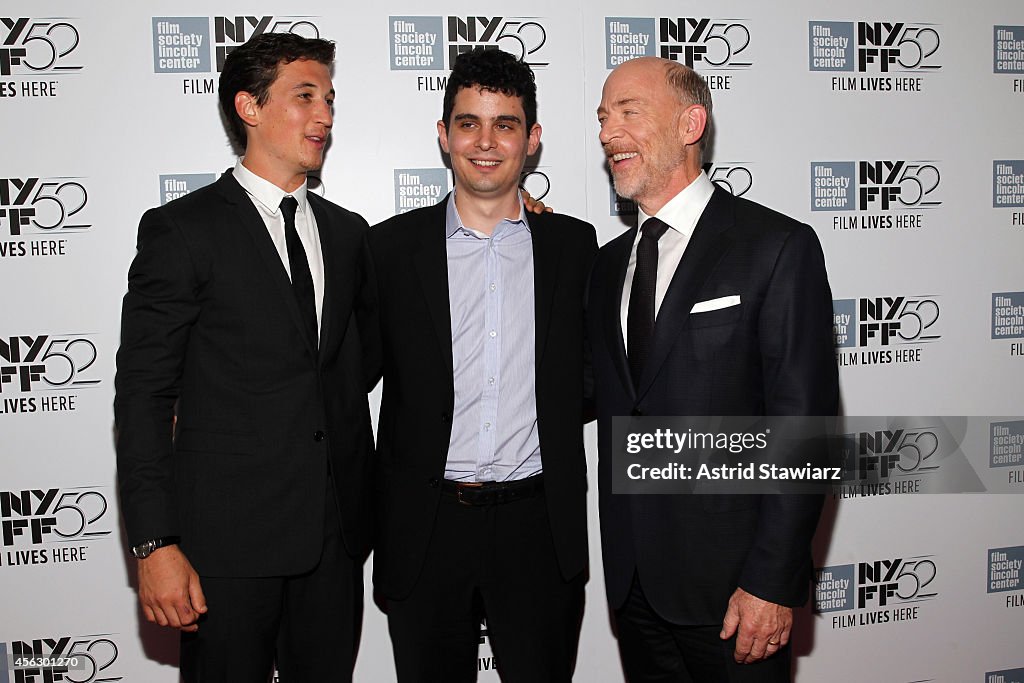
233, 158, 309, 215
636, 170, 715, 239
445, 191, 530, 240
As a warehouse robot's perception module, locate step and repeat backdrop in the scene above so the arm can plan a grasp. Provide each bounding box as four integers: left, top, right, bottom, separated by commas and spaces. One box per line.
2, 1, 1023, 681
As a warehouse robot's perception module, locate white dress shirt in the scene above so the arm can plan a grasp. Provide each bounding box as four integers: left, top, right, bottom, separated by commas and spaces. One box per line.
233, 160, 325, 333
620, 171, 715, 352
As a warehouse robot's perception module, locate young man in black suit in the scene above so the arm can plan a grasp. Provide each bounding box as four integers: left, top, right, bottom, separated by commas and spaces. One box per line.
115, 32, 373, 682
361, 48, 597, 682
589, 57, 839, 681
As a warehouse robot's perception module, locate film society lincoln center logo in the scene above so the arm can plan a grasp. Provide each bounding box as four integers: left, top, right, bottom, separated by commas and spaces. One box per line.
993, 25, 1024, 93
159, 173, 217, 206
815, 555, 938, 629
393, 167, 551, 215
152, 16, 320, 95
993, 160, 1024, 228
992, 292, 1024, 360
808, 19, 940, 92
0, 16, 83, 99
987, 670, 1024, 683
988, 545, 1024, 612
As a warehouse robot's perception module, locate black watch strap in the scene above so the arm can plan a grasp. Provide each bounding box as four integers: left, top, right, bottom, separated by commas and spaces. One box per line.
131, 536, 180, 559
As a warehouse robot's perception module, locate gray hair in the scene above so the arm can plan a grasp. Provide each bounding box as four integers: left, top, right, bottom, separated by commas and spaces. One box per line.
664, 61, 713, 156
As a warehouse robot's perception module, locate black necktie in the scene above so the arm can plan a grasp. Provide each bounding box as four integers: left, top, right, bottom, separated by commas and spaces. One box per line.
627, 217, 670, 390
280, 196, 318, 350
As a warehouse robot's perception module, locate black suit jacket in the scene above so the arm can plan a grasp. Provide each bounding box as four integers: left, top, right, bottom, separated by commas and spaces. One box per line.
361, 197, 598, 599
588, 187, 839, 624
115, 171, 374, 577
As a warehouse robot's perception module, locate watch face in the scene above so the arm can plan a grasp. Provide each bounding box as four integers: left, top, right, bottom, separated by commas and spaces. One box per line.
134, 540, 156, 558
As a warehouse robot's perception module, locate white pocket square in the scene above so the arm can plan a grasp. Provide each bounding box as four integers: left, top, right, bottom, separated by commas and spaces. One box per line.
690, 295, 741, 314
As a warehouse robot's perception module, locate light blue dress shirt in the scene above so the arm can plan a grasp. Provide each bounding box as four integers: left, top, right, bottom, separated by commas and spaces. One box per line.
443, 194, 541, 482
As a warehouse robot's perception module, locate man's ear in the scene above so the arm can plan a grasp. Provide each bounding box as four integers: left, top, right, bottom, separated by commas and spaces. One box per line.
437, 119, 450, 154
235, 91, 260, 129
526, 123, 542, 156
679, 104, 708, 148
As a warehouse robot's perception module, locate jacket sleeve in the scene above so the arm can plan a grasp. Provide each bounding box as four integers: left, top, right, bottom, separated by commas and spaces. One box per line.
738, 224, 838, 606
114, 207, 202, 548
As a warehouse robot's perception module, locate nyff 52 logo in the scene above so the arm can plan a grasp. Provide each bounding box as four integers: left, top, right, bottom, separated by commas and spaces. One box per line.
809, 21, 940, 72
0, 335, 100, 393
856, 557, 937, 608
1, 488, 111, 547
811, 161, 941, 212
605, 17, 751, 69
389, 16, 549, 71
3, 634, 122, 683
833, 296, 941, 348
815, 555, 937, 613
0, 18, 83, 76
0, 177, 90, 236
840, 427, 939, 481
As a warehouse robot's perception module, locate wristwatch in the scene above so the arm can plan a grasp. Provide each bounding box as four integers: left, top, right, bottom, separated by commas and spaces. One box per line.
131, 536, 180, 559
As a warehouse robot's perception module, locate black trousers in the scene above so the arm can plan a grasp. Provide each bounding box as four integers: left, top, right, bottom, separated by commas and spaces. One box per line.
179, 484, 363, 683
616, 574, 791, 683
386, 487, 585, 683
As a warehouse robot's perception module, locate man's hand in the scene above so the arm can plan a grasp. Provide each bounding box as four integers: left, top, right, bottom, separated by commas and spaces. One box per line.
137, 544, 207, 632
719, 587, 792, 664
521, 188, 553, 214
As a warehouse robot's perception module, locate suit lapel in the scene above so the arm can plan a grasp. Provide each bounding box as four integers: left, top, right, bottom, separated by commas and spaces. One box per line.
215, 171, 318, 360
606, 228, 638, 399
636, 188, 734, 400
529, 212, 564, 368
310, 196, 351, 365
413, 200, 455, 378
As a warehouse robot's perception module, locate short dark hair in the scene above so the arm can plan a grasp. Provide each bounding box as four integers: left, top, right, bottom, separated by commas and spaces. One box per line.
442, 48, 537, 132
218, 32, 335, 149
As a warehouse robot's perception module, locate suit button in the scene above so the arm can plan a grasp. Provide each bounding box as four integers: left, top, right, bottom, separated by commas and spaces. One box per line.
630, 408, 643, 416
440, 413, 451, 424
428, 478, 440, 488
313, 430, 326, 442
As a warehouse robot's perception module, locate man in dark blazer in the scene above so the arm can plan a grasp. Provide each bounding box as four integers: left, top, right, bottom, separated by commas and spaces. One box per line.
589, 57, 839, 681
361, 48, 597, 682
114, 33, 372, 682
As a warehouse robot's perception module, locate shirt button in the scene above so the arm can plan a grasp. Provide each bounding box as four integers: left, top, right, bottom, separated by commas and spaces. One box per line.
488, 377, 495, 385
489, 330, 496, 338
484, 422, 491, 431
313, 430, 326, 442
490, 283, 496, 291
428, 478, 440, 488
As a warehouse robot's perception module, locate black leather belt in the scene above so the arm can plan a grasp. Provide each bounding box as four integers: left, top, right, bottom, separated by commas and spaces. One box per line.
442, 474, 544, 506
